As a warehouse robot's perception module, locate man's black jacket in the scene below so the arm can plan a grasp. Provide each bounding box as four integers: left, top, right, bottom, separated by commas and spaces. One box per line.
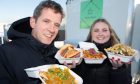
0, 17, 59, 84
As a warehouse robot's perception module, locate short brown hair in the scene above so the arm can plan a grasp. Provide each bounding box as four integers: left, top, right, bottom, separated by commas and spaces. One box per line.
33, 0, 64, 20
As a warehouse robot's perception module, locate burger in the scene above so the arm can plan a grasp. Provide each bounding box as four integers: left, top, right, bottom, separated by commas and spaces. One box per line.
59, 44, 80, 58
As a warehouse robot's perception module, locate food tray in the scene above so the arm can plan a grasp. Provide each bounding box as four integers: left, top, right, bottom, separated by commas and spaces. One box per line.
107, 51, 136, 62
84, 55, 107, 64
25, 64, 83, 84
55, 48, 82, 64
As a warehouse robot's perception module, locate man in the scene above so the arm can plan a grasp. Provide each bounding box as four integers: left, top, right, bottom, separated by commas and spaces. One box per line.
0, 0, 64, 84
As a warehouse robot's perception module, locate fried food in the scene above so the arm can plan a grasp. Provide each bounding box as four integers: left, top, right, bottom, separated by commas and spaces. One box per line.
104, 43, 135, 56
59, 44, 80, 58
39, 67, 77, 84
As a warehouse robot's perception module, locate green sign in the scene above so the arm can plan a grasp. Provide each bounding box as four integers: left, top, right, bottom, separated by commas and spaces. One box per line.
80, 0, 103, 29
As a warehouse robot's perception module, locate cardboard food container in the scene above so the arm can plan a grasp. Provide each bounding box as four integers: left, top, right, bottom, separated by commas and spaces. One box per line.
55, 48, 82, 64
79, 42, 98, 51
24, 64, 83, 84
54, 41, 64, 49
105, 43, 137, 62
84, 55, 107, 64
107, 50, 137, 62
79, 42, 107, 64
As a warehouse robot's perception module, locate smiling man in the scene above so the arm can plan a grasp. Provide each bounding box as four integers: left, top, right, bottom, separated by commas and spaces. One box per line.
0, 0, 64, 84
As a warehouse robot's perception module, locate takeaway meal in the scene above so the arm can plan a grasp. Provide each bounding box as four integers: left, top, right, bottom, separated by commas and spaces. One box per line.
39, 67, 77, 84
25, 65, 83, 84
104, 43, 135, 56
59, 44, 80, 58
82, 48, 104, 59
104, 43, 136, 62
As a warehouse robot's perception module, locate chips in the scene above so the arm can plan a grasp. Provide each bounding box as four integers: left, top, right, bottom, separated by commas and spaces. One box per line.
105, 43, 135, 56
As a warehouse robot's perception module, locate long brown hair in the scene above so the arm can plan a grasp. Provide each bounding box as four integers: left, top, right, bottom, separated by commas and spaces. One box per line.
86, 18, 120, 46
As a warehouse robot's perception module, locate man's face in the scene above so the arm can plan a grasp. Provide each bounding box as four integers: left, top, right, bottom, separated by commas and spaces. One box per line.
30, 8, 62, 45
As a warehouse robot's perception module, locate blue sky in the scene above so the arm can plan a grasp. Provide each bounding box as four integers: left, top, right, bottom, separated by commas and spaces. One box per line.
0, 0, 66, 23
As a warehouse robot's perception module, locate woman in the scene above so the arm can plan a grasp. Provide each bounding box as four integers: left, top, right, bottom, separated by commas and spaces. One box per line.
73, 18, 132, 84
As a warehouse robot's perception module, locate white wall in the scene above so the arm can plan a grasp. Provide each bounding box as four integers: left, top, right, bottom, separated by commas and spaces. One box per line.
66, 0, 133, 44
131, 4, 140, 77
132, 5, 140, 53
0, 23, 5, 37
66, 0, 89, 43
103, 0, 133, 44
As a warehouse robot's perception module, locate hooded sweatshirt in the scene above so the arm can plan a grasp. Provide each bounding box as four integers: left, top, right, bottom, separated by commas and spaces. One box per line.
0, 17, 59, 84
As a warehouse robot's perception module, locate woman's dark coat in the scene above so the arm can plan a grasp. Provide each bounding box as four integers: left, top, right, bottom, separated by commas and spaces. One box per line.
73, 41, 132, 84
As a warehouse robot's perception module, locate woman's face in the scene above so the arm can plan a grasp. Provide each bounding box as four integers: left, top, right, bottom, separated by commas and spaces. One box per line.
91, 22, 111, 44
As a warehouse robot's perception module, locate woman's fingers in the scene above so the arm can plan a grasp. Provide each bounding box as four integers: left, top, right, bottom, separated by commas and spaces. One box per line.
64, 61, 67, 66
77, 58, 83, 65
110, 57, 118, 68
71, 61, 76, 68
63, 61, 76, 69
110, 57, 123, 69
117, 58, 123, 67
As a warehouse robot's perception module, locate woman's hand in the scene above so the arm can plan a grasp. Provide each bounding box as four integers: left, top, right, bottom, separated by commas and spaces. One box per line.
64, 61, 76, 69
63, 58, 83, 69
110, 57, 131, 69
